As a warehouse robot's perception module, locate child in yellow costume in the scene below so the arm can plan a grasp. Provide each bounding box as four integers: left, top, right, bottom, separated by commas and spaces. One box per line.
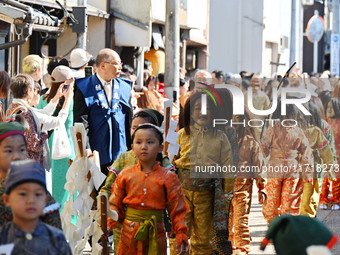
299, 98, 335, 217
174, 92, 234, 254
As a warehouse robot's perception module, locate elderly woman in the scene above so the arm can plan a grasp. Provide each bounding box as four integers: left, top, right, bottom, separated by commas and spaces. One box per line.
6, 73, 73, 167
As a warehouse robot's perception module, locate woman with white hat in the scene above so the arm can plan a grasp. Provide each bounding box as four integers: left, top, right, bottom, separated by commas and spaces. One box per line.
36, 65, 75, 209
69, 48, 92, 78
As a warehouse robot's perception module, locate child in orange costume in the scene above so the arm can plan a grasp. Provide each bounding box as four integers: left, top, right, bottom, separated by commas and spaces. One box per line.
108, 124, 188, 255
261, 102, 314, 223
320, 82, 340, 209
229, 108, 266, 255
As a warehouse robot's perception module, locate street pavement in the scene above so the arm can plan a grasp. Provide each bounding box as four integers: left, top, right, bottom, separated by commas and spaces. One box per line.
317, 208, 340, 254
83, 185, 340, 254
248, 185, 340, 255
248, 186, 276, 255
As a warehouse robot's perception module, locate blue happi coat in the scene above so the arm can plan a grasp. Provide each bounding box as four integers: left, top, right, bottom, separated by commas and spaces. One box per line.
75, 74, 131, 165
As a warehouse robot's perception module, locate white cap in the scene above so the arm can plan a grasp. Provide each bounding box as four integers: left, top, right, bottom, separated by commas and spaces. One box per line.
69, 48, 92, 69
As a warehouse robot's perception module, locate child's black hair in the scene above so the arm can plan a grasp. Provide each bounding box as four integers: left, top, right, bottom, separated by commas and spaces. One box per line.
302, 97, 322, 129
132, 124, 163, 145
182, 91, 217, 135
271, 96, 305, 124
132, 111, 157, 126
132, 124, 163, 163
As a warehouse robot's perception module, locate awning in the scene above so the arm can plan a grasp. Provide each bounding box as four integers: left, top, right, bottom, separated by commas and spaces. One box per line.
0, 0, 63, 49
19, 0, 110, 19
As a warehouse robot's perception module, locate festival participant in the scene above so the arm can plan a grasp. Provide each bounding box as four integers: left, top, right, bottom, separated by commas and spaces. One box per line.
74, 48, 131, 175
320, 81, 340, 209
299, 98, 334, 217
229, 107, 266, 255
0, 160, 71, 254
174, 92, 234, 254
108, 124, 188, 254
101, 109, 175, 254
261, 101, 313, 223
0, 119, 61, 229
244, 74, 270, 137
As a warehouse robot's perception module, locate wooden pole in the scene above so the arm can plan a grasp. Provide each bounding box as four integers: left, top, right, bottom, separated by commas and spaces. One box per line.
101, 195, 108, 255
163, 107, 171, 155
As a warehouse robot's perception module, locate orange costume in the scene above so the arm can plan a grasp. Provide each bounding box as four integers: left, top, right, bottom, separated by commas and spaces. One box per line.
323, 98, 340, 206
109, 162, 188, 255
229, 134, 266, 253
261, 124, 313, 223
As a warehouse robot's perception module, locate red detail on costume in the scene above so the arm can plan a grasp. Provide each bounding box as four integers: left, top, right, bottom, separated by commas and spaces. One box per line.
317, 140, 328, 149
326, 235, 338, 249
323, 125, 330, 135
107, 166, 119, 177
260, 238, 269, 250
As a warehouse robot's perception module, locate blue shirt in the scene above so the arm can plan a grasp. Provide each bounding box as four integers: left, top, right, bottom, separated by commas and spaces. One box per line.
0, 221, 72, 254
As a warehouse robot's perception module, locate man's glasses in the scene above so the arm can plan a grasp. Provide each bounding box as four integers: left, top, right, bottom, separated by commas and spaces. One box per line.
104, 61, 123, 67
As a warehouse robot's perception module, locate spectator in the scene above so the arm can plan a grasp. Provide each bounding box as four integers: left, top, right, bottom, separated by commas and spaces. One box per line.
158, 72, 165, 96
22, 55, 43, 84
137, 75, 165, 114
144, 59, 153, 79
212, 70, 225, 84
0, 71, 11, 122
36, 66, 75, 209
87, 56, 97, 74
193, 69, 212, 89
6, 74, 67, 168
43, 57, 70, 95
69, 48, 92, 78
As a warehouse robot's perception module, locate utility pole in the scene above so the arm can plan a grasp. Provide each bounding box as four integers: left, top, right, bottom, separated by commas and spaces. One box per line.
76, 0, 87, 49
334, 0, 340, 34
290, 0, 296, 64
164, 0, 180, 101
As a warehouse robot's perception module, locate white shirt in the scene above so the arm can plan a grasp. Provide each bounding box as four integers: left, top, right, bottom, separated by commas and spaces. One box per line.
96, 73, 112, 106
11, 99, 68, 133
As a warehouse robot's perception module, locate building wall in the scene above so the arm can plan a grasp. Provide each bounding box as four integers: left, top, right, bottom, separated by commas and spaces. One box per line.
262, 0, 280, 77
208, 0, 263, 74
57, 16, 106, 58
86, 16, 106, 56
112, 0, 151, 25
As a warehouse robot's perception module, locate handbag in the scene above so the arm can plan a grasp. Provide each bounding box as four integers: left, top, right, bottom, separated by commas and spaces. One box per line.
51, 124, 72, 160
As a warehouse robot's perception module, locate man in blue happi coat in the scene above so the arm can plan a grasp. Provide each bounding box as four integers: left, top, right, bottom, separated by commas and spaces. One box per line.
74, 48, 132, 175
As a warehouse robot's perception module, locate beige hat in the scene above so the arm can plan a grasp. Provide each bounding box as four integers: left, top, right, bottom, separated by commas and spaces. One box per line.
69, 48, 92, 69
51, 66, 73, 83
